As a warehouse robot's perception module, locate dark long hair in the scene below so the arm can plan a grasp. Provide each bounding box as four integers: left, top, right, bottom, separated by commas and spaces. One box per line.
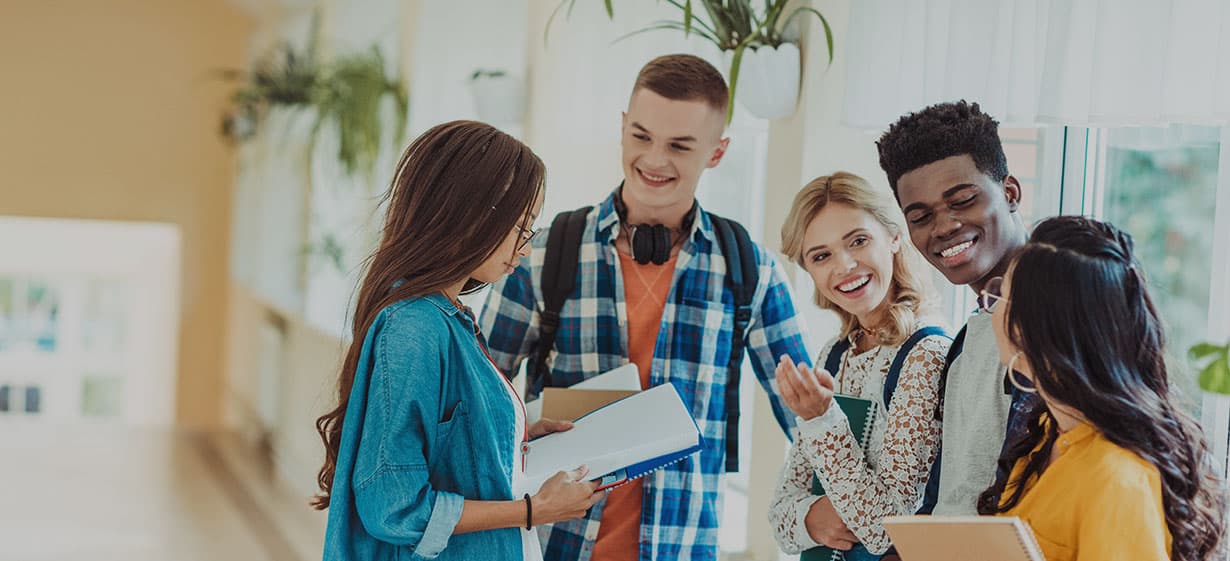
976, 216, 1226, 561
310, 121, 545, 510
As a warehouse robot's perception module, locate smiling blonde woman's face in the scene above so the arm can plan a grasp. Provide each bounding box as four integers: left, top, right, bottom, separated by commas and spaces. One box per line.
801, 203, 900, 323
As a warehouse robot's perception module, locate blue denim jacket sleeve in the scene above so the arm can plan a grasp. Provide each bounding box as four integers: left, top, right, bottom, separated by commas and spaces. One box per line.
350, 305, 465, 558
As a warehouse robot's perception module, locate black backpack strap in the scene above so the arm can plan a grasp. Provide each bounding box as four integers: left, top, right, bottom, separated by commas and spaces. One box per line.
824, 339, 852, 380
527, 206, 591, 396
934, 325, 968, 421
883, 326, 949, 409
710, 214, 759, 473
918, 325, 960, 516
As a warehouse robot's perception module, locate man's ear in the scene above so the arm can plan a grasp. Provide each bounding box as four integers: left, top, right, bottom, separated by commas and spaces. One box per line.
706, 136, 731, 168
1004, 175, 1023, 212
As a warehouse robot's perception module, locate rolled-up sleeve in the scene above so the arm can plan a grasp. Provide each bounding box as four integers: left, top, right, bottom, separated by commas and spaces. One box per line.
350, 308, 464, 558
354, 467, 464, 557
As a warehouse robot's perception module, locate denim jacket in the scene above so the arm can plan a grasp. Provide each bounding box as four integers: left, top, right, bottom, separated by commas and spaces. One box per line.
322, 294, 523, 560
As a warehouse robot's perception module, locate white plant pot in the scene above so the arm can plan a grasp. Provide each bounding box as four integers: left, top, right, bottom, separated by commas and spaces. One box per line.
469, 75, 526, 125
736, 42, 801, 120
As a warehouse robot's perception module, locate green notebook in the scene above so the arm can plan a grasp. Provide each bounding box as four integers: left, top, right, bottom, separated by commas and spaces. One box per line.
799, 394, 879, 561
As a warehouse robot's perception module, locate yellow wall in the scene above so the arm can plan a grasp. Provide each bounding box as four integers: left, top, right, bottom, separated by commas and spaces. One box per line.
0, 0, 253, 427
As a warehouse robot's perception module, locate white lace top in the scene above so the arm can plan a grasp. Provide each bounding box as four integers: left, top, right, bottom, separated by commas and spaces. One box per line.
768, 325, 949, 555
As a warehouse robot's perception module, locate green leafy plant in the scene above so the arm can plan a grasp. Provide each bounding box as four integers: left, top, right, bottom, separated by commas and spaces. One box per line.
1192, 340, 1230, 394
312, 48, 408, 176
218, 22, 407, 176
548, 0, 834, 122
217, 40, 320, 141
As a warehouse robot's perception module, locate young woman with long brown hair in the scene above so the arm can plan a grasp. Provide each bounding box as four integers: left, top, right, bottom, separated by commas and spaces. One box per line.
312, 121, 603, 561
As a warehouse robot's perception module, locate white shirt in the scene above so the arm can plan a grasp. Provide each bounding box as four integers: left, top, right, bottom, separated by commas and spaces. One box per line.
495, 365, 543, 561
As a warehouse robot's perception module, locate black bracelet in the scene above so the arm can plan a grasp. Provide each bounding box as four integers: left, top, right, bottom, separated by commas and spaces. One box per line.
523, 493, 533, 530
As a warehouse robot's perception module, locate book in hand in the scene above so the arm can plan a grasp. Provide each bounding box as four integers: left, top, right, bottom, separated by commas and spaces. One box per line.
800, 394, 879, 561
525, 363, 641, 423
522, 383, 701, 493
883, 515, 1047, 561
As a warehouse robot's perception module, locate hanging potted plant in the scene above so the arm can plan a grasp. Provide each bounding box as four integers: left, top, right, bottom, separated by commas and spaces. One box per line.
468, 69, 527, 125
551, 0, 833, 122
216, 21, 408, 274
216, 17, 408, 178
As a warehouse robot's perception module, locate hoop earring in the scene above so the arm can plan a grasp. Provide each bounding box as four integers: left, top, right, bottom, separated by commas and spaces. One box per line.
1006, 352, 1037, 394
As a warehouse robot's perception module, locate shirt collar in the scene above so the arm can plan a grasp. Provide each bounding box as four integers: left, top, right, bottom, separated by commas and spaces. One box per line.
423, 292, 476, 327
1054, 418, 1098, 454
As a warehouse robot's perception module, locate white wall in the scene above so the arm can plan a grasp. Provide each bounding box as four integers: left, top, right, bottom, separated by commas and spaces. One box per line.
406, 0, 530, 139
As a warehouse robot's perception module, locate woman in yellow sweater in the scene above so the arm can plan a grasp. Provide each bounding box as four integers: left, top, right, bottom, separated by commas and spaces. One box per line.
976, 215, 1225, 561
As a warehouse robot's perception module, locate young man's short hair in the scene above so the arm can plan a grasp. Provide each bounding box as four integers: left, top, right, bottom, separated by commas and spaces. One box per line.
633, 54, 729, 115
876, 100, 1009, 194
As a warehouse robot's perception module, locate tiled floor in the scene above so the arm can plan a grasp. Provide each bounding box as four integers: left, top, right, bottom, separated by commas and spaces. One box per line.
1, 424, 321, 561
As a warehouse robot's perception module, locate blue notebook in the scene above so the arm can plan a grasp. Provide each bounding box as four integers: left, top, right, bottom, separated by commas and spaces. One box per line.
800, 394, 879, 561
522, 383, 703, 492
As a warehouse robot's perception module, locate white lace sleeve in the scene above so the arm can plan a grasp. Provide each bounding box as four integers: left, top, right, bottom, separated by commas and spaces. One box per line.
803, 336, 948, 554
768, 426, 825, 554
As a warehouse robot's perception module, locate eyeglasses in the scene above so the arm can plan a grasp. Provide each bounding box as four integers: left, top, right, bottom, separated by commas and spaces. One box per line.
515, 224, 540, 252
978, 276, 1009, 313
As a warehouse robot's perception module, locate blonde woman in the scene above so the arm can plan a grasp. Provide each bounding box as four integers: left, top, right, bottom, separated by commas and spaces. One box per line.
769, 172, 950, 560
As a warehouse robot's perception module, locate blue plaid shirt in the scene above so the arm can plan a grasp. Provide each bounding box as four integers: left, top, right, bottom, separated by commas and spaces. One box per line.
479, 191, 814, 561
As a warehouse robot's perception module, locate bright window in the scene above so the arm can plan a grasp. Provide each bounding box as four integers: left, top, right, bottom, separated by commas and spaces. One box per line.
1060, 125, 1230, 475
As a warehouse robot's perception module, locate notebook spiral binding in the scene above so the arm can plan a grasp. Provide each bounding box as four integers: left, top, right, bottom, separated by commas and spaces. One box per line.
853, 400, 878, 445
603, 454, 693, 491
1016, 519, 1046, 560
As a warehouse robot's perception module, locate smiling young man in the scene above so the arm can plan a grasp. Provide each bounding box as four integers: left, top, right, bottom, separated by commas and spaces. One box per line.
875, 101, 1035, 518
480, 54, 813, 561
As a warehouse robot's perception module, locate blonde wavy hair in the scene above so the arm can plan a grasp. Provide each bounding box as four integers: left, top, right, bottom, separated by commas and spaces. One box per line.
781, 171, 936, 347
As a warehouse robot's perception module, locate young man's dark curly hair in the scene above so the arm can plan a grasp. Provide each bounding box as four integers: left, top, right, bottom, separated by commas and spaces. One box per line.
876, 100, 1009, 195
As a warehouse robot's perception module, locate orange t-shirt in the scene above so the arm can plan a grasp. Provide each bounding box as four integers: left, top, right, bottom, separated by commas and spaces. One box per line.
591, 252, 677, 561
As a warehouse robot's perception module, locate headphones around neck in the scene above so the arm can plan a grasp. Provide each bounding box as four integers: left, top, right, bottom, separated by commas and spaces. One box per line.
613, 186, 699, 265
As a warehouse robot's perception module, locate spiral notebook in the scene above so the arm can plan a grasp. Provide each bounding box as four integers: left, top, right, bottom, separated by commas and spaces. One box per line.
522, 383, 702, 493
800, 394, 879, 561
882, 516, 1047, 561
